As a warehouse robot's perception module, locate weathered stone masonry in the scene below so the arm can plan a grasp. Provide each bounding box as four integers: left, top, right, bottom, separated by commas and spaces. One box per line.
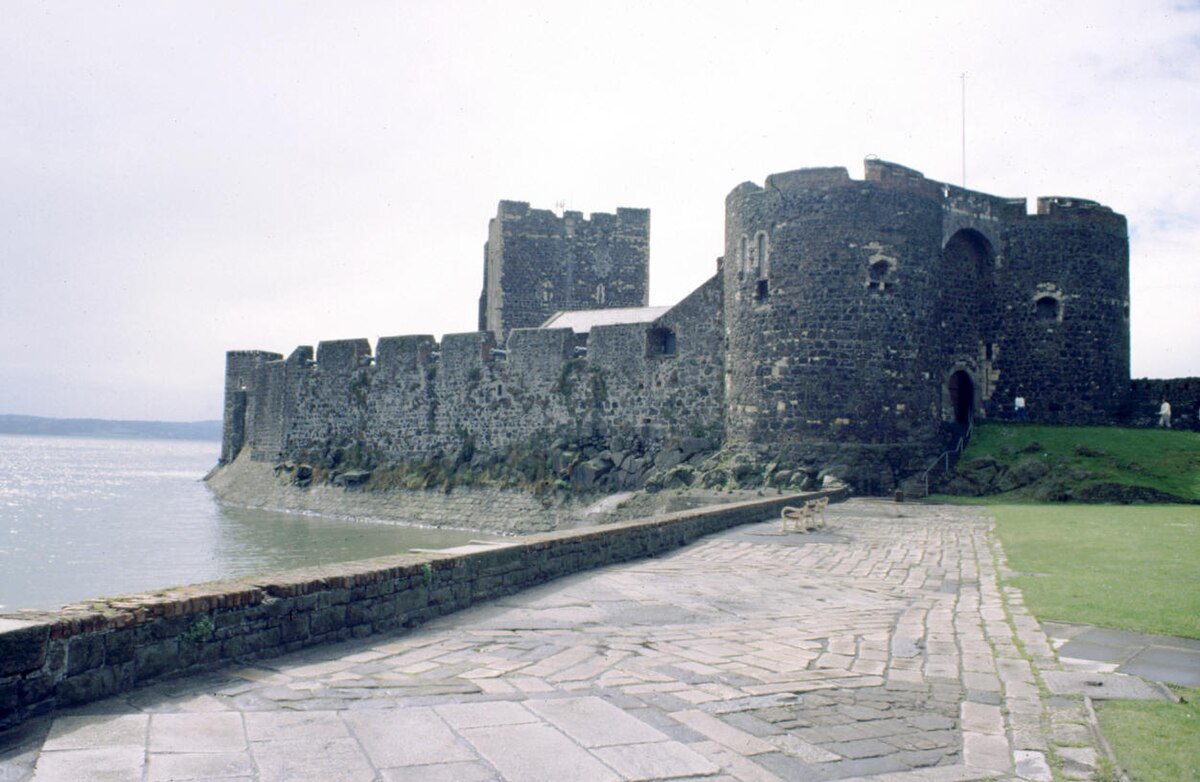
219, 158, 1159, 494
723, 159, 1131, 491
480, 201, 650, 340
224, 267, 723, 492
1128, 377, 1200, 428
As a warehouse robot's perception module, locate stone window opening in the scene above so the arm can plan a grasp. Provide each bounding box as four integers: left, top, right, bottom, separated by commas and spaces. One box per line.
755, 232, 768, 275
1035, 295, 1061, 322
646, 326, 677, 358
755, 279, 769, 302
867, 259, 892, 291
594, 282, 606, 305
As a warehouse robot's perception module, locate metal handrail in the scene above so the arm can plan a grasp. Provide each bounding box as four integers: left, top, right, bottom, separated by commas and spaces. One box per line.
922, 415, 974, 497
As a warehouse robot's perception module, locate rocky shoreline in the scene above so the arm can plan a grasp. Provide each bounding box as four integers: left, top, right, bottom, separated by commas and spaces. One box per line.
205, 452, 779, 536
940, 451, 1197, 504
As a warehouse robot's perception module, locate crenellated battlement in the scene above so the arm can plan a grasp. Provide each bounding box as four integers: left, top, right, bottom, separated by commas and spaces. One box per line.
1033, 196, 1128, 233
315, 339, 372, 370
765, 167, 852, 190
863, 158, 944, 200
496, 200, 650, 230
222, 267, 724, 477
737, 159, 1124, 231
480, 199, 650, 340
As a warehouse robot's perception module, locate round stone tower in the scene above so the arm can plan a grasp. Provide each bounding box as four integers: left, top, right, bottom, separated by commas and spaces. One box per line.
722, 158, 1130, 491
990, 196, 1130, 423
722, 161, 947, 491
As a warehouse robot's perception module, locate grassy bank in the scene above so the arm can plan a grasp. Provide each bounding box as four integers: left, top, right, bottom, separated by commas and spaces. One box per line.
990, 502, 1200, 780
944, 424, 1200, 502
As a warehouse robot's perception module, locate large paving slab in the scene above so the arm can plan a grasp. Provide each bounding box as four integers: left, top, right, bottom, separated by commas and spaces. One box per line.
1, 500, 1112, 780
1044, 621, 1200, 687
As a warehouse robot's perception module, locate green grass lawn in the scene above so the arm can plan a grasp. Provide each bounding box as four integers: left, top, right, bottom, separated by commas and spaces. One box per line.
1096, 689, 1200, 782
990, 502, 1200, 781
990, 504, 1200, 639
963, 424, 1200, 501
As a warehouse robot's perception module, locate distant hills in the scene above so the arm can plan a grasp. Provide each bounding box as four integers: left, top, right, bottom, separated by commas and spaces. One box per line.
0, 414, 222, 441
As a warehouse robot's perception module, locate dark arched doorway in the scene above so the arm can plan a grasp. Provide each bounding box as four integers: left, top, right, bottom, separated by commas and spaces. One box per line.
940, 230, 996, 370
948, 370, 975, 425
943, 229, 993, 276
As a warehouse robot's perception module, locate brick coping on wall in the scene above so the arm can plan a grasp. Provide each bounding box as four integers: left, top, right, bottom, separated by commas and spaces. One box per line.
0, 490, 844, 731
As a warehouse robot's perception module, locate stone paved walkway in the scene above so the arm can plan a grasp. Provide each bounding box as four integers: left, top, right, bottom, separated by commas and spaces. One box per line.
1, 500, 1114, 781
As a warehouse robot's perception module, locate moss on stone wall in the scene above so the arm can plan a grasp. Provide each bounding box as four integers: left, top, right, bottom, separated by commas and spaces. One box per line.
273, 427, 858, 499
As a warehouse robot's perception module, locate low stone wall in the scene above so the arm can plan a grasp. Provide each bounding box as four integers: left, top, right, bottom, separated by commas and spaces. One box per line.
0, 491, 840, 730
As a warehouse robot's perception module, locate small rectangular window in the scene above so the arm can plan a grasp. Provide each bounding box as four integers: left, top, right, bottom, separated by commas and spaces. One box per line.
646, 327, 677, 357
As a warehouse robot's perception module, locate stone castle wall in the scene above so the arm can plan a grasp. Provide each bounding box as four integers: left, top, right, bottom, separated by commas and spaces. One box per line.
224, 273, 724, 487
1128, 377, 1200, 428
219, 158, 1157, 496
220, 350, 282, 464
480, 202, 650, 340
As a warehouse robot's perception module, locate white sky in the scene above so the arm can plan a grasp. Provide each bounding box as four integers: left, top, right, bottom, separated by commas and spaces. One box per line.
2, 1, 1197, 421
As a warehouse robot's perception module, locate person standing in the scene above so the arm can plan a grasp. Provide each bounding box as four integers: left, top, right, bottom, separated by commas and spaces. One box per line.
1158, 399, 1172, 428
1014, 394, 1027, 422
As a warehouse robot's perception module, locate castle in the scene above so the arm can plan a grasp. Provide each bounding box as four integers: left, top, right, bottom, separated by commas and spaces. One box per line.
218, 158, 1147, 495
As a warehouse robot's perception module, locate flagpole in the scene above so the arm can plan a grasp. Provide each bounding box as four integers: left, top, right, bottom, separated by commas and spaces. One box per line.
961, 73, 967, 187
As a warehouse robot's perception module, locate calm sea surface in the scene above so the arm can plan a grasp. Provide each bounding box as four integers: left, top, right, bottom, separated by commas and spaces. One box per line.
0, 434, 486, 611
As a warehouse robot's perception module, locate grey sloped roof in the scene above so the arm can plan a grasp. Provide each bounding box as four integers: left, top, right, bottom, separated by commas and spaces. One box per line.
540, 306, 670, 333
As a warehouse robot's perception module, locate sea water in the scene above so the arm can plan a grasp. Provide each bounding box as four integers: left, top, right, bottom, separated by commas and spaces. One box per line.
0, 434, 484, 611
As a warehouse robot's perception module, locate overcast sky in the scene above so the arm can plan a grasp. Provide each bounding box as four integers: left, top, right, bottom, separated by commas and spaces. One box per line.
2, 1, 1197, 422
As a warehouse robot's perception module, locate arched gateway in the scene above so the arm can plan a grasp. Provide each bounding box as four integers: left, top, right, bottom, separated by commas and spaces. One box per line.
948, 370, 975, 425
